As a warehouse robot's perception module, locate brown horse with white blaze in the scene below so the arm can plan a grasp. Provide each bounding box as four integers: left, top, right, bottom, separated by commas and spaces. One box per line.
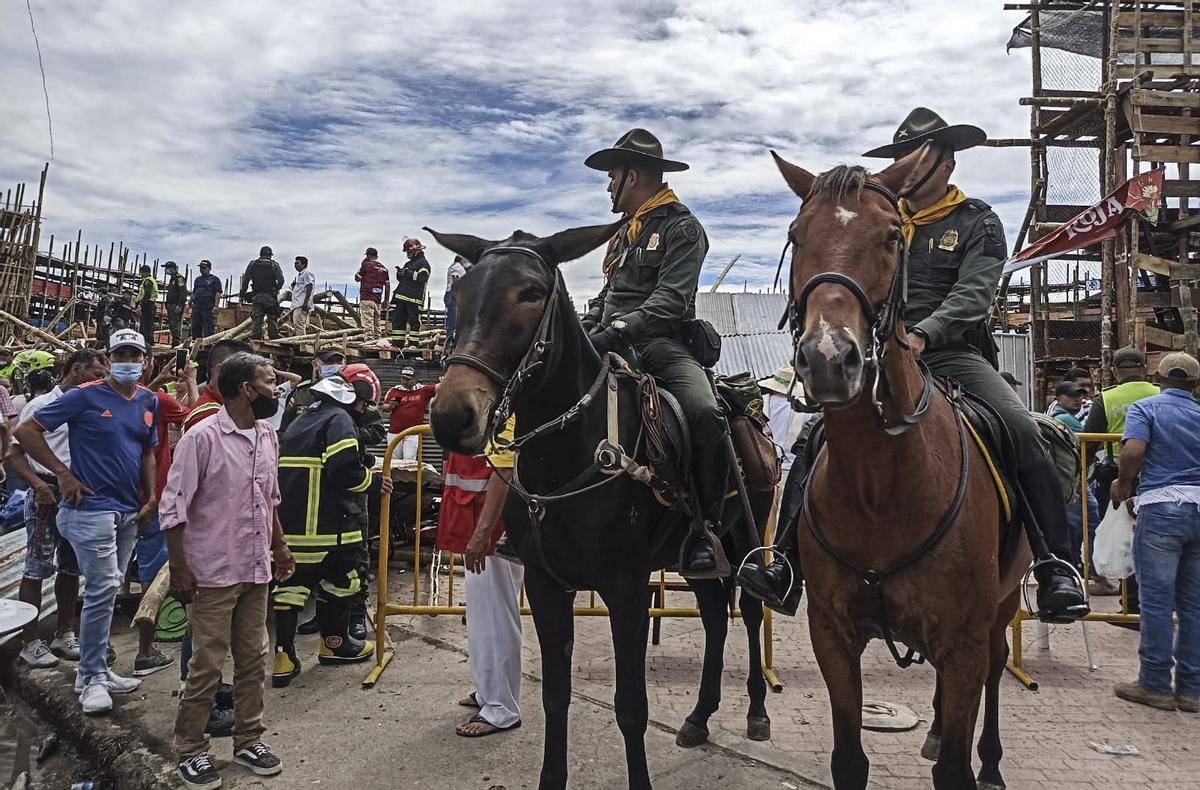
772, 146, 1030, 790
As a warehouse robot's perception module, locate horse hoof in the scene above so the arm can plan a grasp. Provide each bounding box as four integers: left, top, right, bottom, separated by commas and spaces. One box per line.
746, 716, 771, 741
920, 733, 941, 762
675, 721, 709, 748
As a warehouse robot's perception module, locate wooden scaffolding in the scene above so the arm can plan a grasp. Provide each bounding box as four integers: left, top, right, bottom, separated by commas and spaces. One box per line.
1005, 0, 1200, 398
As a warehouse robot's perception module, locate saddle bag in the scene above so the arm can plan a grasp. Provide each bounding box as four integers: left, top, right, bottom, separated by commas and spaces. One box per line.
716, 373, 782, 491
731, 416, 781, 491
681, 318, 721, 369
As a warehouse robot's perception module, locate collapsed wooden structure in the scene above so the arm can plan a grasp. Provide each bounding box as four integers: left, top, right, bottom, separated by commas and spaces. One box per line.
0, 165, 446, 368
1003, 1, 1200, 398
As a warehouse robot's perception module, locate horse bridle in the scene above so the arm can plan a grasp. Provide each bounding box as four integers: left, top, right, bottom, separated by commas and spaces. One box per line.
781, 179, 933, 436
443, 245, 569, 445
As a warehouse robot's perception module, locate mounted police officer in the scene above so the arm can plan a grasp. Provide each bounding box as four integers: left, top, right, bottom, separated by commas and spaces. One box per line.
581, 129, 728, 579
240, 246, 285, 340
742, 108, 1089, 623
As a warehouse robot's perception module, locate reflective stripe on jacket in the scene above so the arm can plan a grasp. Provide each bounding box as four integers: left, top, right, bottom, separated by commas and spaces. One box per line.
278, 400, 381, 559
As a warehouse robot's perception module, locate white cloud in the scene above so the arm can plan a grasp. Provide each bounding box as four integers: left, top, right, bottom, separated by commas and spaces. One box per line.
3, 0, 1039, 305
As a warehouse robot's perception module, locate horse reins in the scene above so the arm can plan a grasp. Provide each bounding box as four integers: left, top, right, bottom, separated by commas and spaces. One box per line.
783, 170, 970, 668
444, 244, 663, 591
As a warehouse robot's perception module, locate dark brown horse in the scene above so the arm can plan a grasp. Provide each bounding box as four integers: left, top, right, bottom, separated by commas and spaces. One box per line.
771, 147, 1030, 790
426, 223, 773, 790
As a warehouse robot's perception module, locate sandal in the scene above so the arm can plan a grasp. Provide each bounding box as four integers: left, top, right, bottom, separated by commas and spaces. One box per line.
455, 714, 521, 738
458, 691, 480, 708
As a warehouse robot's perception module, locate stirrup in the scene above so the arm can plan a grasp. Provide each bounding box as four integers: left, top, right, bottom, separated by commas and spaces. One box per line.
1022, 555, 1089, 624
737, 546, 795, 605
680, 529, 730, 580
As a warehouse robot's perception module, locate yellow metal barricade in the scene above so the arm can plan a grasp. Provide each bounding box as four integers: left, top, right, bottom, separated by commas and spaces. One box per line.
1006, 431, 1141, 689
364, 424, 781, 690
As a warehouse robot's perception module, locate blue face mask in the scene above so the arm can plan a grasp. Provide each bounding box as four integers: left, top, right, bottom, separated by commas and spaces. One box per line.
110, 362, 143, 386
320, 363, 344, 380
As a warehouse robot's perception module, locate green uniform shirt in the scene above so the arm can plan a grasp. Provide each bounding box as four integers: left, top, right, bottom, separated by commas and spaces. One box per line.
584, 202, 708, 343
904, 197, 1006, 352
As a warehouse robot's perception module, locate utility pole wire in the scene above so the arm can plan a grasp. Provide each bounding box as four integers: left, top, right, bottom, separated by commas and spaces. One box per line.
26, 0, 54, 160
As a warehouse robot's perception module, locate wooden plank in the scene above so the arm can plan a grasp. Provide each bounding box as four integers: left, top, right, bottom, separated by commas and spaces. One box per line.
1171, 263, 1200, 279
1145, 325, 1185, 351
1120, 64, 1200, 80
1170, 211, 1200, 231
1116, 11, 1188, 27
1134, 143, 1200, 163
1163, 178, 1200, 197
1115, 37, 1195, 55
1131, 88, 1200, 109
1133, 110, 1200, 136
1134, 251, 1175, 276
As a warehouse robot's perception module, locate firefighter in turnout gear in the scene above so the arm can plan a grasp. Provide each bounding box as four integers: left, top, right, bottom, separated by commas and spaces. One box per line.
390, 238, 430, 347
271, 366, 394, 687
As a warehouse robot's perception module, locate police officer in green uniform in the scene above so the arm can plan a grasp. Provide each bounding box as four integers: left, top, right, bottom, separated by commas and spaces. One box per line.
581, 128, 729, 578
743, 109, 1089, 621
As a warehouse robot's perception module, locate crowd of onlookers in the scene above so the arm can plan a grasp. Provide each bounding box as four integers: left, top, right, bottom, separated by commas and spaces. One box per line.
0, 324, 451, 788
1042, 349, 1199, 714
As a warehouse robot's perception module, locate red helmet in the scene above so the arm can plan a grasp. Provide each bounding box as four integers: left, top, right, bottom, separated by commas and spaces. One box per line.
339, 363, 381, 405
402, 237, 425, 254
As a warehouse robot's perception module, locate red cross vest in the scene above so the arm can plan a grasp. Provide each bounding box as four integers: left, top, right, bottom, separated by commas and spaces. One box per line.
436, 452, 504, 554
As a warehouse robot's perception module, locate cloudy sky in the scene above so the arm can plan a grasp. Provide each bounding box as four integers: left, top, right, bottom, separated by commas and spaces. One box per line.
3, 1, 1045, 307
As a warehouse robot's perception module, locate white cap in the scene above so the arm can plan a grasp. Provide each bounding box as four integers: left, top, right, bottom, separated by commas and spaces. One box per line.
310, 376, 357, 404
400, 366, 416, 377
108, 328, 147, 354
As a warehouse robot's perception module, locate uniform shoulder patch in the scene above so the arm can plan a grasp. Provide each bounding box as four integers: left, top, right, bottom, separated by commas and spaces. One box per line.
674, 216, 702, 243
980, 212, 1007, 259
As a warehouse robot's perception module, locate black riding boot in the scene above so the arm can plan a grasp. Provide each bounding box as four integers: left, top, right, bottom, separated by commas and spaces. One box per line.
1019, 458, 1090, 623
272, 609, 301, 688
738, 460, 807, 616
680, 444, 732, 580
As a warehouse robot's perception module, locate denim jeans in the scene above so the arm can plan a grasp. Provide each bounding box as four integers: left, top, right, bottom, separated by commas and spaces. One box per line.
1134, 501, 1200, 697
56, 508, 138, 681
1067, 487, 1100, 575
444, 290, 457, 337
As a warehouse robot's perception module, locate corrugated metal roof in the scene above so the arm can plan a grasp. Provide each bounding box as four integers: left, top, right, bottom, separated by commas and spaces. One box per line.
731, 293, 788, 335
713, 334, 793, 379
693, 293, 736, 335
693, 293, 793, 379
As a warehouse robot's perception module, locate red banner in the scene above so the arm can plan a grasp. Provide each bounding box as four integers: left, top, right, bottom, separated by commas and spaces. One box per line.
1003, 169, 1164, 274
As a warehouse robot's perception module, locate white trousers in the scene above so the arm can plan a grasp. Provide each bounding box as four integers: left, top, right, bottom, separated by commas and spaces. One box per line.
387, 434, 420, 461
465, 555, 524, 727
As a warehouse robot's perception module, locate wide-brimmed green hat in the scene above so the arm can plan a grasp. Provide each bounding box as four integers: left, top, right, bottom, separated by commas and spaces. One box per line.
862, 107, 987, 159
585, 128, 689, 173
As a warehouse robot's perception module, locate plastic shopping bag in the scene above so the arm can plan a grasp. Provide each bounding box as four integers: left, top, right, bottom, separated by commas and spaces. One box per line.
1093, 505, 1135, 580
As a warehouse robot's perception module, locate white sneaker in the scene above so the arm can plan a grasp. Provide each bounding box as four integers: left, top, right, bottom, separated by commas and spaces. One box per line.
19, 639, 60, 668
74, 670, 142, 695
50, 631, 80, 660
79, 678, 113, 715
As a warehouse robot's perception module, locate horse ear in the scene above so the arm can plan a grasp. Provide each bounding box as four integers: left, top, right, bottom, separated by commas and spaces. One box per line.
873, 142, 936, 196
538, 219, 627, 265
422, 227, 498, 264
771, 150, 816, 199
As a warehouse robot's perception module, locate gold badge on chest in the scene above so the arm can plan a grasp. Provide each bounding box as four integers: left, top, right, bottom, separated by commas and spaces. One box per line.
937, 229, 959, 251
646, 232, 660, 251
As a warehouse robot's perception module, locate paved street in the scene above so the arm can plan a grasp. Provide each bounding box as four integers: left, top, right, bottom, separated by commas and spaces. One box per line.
394, 568, 1198, 789
34, 566, 1198, 789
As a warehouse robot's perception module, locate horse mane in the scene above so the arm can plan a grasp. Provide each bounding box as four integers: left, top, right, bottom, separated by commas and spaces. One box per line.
808, 164, 868, 203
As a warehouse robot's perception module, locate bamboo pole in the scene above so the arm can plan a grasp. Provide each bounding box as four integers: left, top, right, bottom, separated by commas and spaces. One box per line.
0, 308, 74, 351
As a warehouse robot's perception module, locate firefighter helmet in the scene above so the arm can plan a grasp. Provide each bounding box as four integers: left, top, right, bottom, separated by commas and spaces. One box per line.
339, 363, 381, 405
402, 237, 424, 254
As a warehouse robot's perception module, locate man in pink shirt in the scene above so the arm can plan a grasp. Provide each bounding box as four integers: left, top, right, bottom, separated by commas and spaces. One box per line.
160, 352, 295, 790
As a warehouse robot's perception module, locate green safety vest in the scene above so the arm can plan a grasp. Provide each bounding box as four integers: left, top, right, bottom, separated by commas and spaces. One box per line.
1101, 379, 1160, 456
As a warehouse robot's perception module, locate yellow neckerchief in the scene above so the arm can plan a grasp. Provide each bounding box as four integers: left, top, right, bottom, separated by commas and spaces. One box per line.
602, 185, 680, 278
899, 185, 967, 246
